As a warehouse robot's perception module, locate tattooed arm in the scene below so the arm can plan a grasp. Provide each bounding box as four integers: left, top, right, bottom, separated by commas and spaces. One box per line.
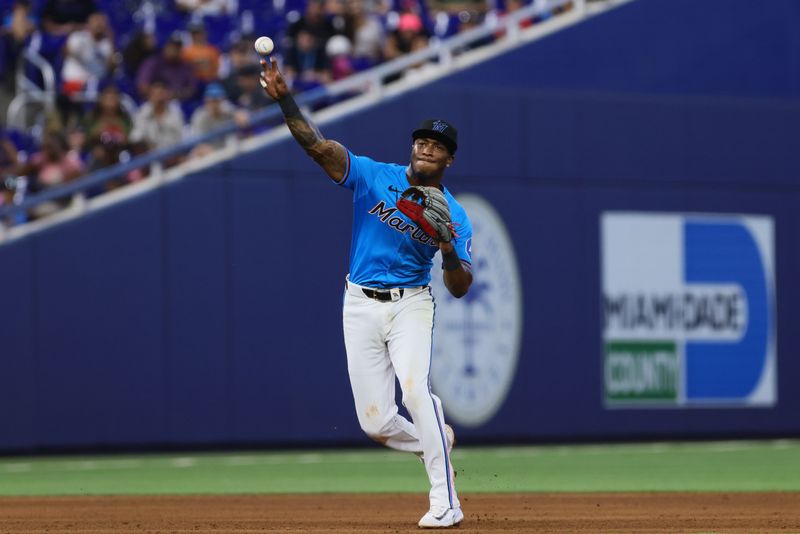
260, 58, 348, 182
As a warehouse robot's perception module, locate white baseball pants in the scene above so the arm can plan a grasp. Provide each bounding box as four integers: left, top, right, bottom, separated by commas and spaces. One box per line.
342, 279, 459, 512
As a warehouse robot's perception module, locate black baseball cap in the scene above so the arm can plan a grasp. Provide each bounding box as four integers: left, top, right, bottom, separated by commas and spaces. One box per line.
412, 119, 458, 154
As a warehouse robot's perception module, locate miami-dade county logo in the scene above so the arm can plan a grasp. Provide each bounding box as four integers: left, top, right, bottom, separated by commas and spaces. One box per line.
601, 212, 777, 408
430, 194, 522, 427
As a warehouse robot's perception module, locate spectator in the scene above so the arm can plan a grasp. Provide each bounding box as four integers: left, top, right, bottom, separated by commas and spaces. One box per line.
0, 129, 26, 220
509, 0, 534, 26
499, 0, 533, 32
454, 9, 492, 52
219, 40, 258, 101
344, 0, 385, 68
122, 30, 158, 80
84, 86, 132, 145
60, 12, 118, 105
284, 29, 331, 90
189, 82, 248, 158
4, 0, 37, 43
325, 34, 355, 81
40, 0, 98, 37
325, 0, 347, 19
175, 0, 235, 17
129, 79, 186, 164
1, 0, 38, 115
136, 32, 197, 102
285, 0, 335, 60
290, 0, 336, 41
3, 0, 37, 55
227, 64, 271, 111
20, 130, 85, 218
457, 9, 482, 33
383, 12, 428, 61
182, 21, 222, 83
0, 129, 20, 180
82, 85, 132, 162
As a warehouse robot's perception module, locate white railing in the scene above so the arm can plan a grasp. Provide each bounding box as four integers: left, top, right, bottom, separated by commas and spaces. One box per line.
6, 47, 57, 132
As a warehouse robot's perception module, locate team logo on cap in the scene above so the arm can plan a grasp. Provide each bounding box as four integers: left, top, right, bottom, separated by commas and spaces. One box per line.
432, 120, 448, 133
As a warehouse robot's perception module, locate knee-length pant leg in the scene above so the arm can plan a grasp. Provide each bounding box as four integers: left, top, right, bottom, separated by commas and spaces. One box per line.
343, 291, 421, 453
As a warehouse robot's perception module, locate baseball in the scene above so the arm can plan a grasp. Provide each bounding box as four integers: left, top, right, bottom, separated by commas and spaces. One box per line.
254, 36, 274, 56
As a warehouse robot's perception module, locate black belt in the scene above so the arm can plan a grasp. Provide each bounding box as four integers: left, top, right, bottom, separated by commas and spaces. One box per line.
361, 288, 404, 302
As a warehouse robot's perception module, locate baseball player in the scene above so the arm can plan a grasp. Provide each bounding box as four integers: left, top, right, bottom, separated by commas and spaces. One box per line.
260, 57, 473, 529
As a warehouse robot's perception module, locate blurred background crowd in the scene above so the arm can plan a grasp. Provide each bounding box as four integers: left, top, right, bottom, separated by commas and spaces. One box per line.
0, 0, 574, 221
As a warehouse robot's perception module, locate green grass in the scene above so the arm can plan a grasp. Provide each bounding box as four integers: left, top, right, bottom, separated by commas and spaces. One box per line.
1, 440, 798, 496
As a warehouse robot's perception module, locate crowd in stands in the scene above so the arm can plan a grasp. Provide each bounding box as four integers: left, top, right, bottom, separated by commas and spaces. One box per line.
0, 0, 574, 223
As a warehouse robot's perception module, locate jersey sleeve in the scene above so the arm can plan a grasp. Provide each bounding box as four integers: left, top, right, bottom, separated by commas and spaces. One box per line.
451, 209, 473, 265
338, 150, 383, 193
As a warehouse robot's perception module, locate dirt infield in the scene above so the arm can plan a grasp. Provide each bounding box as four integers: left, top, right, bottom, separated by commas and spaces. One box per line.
2, 493, 799, 533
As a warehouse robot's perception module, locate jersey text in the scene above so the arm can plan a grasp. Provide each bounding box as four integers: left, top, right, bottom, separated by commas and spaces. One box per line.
368, 201, 436, 246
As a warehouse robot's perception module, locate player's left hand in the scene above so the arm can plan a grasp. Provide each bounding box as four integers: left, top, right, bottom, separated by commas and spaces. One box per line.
397, 186, 456, 243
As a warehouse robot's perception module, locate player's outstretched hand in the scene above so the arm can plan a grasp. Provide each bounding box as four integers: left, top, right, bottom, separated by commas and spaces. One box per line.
260, 58, 289, 101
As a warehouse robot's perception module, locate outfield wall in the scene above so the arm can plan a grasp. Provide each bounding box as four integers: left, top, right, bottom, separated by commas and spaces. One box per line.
2, 0, 800, 451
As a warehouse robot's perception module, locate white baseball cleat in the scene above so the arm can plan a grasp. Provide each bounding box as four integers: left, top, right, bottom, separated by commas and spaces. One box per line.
418, 506, 464, 528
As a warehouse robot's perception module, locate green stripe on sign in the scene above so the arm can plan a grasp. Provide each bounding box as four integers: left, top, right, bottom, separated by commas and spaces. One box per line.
605, 341, 678, 403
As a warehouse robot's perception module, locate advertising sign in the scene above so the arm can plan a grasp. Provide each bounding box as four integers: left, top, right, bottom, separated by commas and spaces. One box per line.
601, 213, 776, 407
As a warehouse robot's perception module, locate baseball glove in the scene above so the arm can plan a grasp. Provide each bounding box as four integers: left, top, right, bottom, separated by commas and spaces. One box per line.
397, 185, 456, 243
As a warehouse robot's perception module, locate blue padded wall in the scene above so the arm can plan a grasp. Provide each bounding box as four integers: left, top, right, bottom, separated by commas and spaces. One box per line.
1, 0, 799, 450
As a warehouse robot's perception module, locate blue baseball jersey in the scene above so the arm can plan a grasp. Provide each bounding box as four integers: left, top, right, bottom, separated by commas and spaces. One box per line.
339, 149, 473, 289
